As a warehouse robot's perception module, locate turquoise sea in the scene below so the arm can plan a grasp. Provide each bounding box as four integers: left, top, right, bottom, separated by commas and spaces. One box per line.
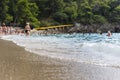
2, 33, 120, 68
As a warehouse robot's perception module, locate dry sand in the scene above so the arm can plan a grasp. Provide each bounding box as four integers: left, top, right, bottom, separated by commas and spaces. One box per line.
0, 39, 120, 80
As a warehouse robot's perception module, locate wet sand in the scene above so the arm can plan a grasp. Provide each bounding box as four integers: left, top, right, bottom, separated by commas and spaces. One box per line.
0, 39, 120, 80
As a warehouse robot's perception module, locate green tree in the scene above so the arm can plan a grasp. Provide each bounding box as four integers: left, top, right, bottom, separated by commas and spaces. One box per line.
93, 15, 107, 24
77, 1, 93, 24
35, 0, 65, 19
0, 0, 12, 22
14, 0, 39, 27
1, 0, 120, 27
107, 0, 120, 23
109, 5, 120, 23
8, 0, 18, 26
64, 1, 78, 22
34, 0, 49, 18
53, 12, 68, 24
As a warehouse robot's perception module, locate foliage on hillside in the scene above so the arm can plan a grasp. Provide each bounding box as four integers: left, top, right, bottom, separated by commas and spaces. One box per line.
0, 0, 120, 27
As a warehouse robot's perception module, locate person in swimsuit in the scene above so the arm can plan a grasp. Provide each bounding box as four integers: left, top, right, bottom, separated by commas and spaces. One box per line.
25, 22, 31, 36
106, 31, 112, 37
1, 23, 7, 35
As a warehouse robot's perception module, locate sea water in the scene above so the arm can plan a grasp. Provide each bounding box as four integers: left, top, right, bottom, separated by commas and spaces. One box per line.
1, 33, 120, 68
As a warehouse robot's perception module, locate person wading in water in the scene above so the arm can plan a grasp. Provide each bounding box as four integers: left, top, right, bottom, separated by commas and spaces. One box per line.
106, 31, 112, 37
24, 22, 31, 36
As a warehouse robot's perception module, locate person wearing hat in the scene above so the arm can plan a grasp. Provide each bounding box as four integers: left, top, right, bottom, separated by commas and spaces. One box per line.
24, 22, 31, 36
1, 22, 7, 35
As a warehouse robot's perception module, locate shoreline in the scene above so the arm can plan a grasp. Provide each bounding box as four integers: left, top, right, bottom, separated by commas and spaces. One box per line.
0, 39, 68, 80
0, 39, 120, 80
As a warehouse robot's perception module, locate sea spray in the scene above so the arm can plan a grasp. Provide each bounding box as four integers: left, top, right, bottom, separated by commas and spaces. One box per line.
2, 33, 120, 68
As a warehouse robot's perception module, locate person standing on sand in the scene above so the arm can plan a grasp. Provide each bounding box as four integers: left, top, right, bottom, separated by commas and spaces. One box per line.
24, 22, 31, 36
1, 23, 7, 35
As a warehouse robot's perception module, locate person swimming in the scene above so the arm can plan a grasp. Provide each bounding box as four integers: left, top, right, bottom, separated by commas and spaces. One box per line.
106, 31, 112, 37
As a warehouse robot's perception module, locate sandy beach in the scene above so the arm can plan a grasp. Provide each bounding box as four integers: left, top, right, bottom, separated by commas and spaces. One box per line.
0, 39, 120, 80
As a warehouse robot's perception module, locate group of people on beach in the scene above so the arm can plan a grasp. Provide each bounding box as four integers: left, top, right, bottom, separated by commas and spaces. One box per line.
0, 22, 113, 37
0, 22, 31, 36
0, 22, 14, 35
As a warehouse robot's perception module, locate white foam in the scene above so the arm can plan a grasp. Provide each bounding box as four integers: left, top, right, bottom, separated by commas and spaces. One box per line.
2, 33, 120, 68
